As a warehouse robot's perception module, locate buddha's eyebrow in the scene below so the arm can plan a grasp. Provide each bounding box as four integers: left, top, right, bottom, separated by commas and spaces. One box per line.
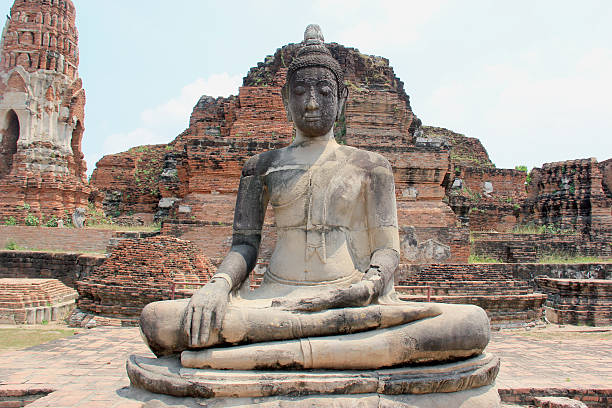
317, 79, 334, 86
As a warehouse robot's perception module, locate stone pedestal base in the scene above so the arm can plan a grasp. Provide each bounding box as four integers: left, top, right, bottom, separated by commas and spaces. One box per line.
127, 353, 500, 407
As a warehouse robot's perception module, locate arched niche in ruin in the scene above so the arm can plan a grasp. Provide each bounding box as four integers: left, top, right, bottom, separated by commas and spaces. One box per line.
16, 53, 31, 68
7, 71, 27, 93
71, 119, 83, 178
0, 110, 20, 179
19, 31, 34, 45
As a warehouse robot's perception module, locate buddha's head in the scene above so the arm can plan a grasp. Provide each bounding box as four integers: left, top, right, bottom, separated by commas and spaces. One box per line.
282, 25, 348, 138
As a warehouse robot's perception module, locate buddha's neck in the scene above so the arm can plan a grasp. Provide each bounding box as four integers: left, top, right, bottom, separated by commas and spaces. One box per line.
291, 130, 337, 151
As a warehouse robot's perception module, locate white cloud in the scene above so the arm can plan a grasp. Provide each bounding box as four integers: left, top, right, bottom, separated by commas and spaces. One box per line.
140, 73, 242, 126
92, 73, 242, 172
422, 48, 612, 169
313, 0, 447, 52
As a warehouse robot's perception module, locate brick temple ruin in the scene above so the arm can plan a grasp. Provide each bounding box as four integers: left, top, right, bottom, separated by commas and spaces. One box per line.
0, 0, 609, 330
91, 42, 470, 265
0, 0, 93, 224
83, 37, 611, 328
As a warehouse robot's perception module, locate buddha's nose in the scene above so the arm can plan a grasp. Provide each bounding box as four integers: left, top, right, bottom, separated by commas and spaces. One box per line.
306, 89, 319, 111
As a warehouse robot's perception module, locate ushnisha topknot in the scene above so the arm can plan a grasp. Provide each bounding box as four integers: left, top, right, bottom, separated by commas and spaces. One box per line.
287, 24, 345, 96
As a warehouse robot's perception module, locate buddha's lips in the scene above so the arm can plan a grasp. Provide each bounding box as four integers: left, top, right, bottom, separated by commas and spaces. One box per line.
303, 115, 321, 121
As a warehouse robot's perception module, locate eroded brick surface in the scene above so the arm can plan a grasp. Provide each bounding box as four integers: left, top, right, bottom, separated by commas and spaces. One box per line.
0, 0, 96, 225
536, 277, 612, 326
0, 278, 77, 324
76, 236, 216, 322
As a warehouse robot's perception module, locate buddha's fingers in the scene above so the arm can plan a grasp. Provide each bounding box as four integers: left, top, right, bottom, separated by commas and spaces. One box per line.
190, 307, 202, 347
183, 306, 193, 343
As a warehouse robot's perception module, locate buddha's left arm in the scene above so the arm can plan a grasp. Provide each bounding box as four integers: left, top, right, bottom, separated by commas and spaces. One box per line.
363, 159, 401, 298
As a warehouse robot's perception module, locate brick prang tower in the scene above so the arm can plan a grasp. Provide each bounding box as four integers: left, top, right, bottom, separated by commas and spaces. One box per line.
0, 0, 94, 223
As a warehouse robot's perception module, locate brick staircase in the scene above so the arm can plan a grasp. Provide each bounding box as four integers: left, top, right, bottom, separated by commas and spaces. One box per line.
396, 264, 547, 328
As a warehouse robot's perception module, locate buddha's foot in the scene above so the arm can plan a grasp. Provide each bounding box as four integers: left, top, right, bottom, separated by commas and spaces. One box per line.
181, 303, 490, 370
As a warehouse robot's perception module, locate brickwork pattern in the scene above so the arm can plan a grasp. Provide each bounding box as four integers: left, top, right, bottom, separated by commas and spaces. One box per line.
524, 159, 612, 237
395, 263, 546, 327
76, 236, 216, 321
472, 232, 612, 263
0, 278, 77, 324
536, 277, 612, 326
0, 225, 114, 253
0, 250, 104, 288
0, 0, 94, 224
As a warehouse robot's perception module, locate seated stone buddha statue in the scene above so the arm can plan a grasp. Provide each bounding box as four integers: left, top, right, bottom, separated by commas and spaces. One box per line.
140, 25, 491, 371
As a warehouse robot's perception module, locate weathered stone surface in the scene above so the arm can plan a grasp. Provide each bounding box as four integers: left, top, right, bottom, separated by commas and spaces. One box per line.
0, 0, 96, 224
533, 396, 588, 408
0, 278, 77, 324
127, 352, 500, 401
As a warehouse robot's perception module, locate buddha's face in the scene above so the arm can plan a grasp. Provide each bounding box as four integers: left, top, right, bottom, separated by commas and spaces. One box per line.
287, 66, 339, 138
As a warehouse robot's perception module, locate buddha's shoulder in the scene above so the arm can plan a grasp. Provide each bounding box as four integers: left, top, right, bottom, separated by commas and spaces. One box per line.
337, 145, 392, 171
241, 149, 287, 177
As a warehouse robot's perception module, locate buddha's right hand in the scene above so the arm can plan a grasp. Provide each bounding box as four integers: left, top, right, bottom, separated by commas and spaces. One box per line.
182, 279, 230, 347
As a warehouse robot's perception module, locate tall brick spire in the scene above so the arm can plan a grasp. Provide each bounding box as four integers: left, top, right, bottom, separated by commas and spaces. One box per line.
1, 0, 79, 77
0, 0, 95, 225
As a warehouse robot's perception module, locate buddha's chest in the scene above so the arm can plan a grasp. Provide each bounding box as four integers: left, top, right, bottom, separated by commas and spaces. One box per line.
264, 159, 367, 227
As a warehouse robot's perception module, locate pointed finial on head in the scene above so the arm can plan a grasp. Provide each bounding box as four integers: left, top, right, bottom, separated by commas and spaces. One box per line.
304, 24, 324, 45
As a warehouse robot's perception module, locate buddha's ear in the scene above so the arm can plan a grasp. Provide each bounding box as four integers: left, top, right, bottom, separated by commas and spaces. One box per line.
337, 86, 348, 121
281, 83, 292, 122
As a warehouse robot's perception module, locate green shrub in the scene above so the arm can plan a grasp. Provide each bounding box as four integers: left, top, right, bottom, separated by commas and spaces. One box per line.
515, 165, 528, 173
3, 217, 17, 226
468, 254, 502, 264
45, 216, 59, 227
4, 240, 19, 250
24, 214, 40, 227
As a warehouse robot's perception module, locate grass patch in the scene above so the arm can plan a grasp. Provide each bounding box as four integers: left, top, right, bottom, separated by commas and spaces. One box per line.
0, 327, 79, 350
469, 254, 502, 263
84, 223, 160, 232
512, 223, 575, 235
538, 254, 611, 264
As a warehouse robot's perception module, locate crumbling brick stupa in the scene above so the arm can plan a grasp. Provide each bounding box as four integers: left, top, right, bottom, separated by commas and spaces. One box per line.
0, 0, 94, 224
91, 42, 470, 264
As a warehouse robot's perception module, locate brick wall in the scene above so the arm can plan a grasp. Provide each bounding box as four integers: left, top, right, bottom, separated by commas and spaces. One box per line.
396, 263, 611, 287
524, 158, 612, 236
0, 226, 114, 253
461, 167, 526, 200
536, 277, 612, 326
472, 232, 612, 262
0, 251, 105, 288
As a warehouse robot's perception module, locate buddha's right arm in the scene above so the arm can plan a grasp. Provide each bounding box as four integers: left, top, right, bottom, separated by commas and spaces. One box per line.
184, 165, 268, 346
213, 170, 268, 290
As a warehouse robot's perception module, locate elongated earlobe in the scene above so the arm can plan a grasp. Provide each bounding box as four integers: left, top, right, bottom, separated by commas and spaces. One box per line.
281, 84, 292, 122
336, 87, 348, 121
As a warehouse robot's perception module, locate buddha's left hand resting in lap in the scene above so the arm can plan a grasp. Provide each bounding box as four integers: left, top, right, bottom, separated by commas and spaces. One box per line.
140, 25, 491, 371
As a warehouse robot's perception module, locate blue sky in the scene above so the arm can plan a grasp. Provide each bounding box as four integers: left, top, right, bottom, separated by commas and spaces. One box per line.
3, 1, 611, 175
